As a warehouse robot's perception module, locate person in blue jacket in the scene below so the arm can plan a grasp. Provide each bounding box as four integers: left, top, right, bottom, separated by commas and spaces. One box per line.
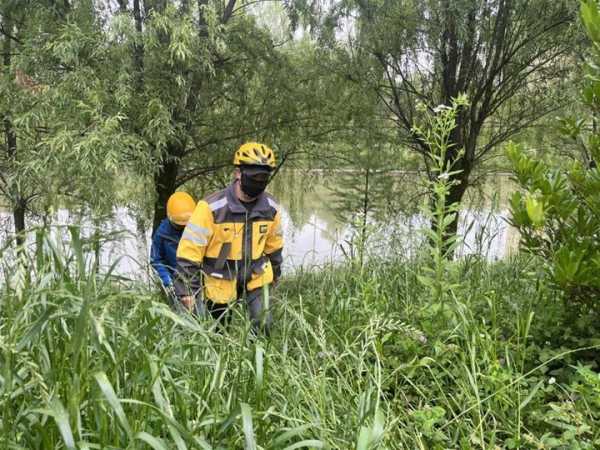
151, 192, 196, 302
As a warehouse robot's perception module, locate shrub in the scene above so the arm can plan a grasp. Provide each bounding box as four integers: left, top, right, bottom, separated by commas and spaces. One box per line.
507, 1, 600, 312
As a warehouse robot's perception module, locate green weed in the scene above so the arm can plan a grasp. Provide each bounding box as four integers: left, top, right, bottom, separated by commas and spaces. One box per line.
1, 228, 599, 449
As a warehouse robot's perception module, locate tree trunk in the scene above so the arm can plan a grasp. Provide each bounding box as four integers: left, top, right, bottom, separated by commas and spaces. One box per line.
152, 155, 180, 236
13, 198, 25, 247
4, 119, 22, 246
442, 170, 469, 240
430, 127, 472, 255
132, 0, 144, 91
198, 0, 209, 36
2, 13, 25, 247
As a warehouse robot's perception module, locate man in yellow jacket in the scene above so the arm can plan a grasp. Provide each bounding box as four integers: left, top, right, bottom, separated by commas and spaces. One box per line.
174, 142, 284, 334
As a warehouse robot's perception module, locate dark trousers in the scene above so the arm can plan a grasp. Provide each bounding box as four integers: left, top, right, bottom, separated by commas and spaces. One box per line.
204, 286, 272, 335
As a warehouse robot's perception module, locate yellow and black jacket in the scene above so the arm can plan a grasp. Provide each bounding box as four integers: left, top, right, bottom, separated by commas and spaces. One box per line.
174, 182, 284, 304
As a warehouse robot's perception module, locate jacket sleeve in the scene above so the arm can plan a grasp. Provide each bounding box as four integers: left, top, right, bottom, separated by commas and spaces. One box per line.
173, 201, 213, 297
264, 209, 284, 281
174, 258, 203, 298
150, 228, 173, 287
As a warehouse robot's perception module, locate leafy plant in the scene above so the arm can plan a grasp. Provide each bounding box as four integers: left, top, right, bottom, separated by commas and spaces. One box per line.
506, 1, 600, 312
412, 95, 469, 310
2, 226, 600, 448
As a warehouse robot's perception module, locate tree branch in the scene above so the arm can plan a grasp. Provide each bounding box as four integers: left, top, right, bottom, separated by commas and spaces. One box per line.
176, 163, 230, 186
222, 0, 237, 23
0, 23, 22, 45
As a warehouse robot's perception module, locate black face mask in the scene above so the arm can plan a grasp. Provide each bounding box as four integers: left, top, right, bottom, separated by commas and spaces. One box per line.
171, 222, 185, 231
240, 171, 269, 198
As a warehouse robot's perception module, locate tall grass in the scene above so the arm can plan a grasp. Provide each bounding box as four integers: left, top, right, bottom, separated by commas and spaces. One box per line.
1, 227, 599, 449
2, 104, 599, 449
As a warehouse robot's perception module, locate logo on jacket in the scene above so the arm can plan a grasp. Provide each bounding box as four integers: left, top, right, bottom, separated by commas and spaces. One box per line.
259, 224, 268, 234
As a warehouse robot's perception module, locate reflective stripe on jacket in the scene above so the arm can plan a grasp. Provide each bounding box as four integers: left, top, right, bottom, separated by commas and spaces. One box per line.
174, 181, 284, 303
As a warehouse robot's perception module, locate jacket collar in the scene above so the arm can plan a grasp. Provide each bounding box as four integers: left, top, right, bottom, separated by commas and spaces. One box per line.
158, 218, 183, 238
225, 181, 272, 218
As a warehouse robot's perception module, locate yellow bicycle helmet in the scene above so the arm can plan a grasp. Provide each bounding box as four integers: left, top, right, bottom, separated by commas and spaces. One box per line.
233, 142, 276, 169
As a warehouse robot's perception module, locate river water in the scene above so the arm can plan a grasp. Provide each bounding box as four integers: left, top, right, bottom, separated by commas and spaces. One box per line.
0, 172, 519, 280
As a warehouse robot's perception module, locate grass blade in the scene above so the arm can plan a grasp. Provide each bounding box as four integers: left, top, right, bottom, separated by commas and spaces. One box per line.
519, 379, 544, 410
356, 426, 371, 450
93, 371, 132, 438
16, 306, 55, 351
271, 424, 313, 446
255, 344, 264, 390
283, 440, 325, 450
371, 409, 385, 443
136, 432, 169, 450
241, 403, 257, 450
37, 397, 76, 450
149, 359, 187, 450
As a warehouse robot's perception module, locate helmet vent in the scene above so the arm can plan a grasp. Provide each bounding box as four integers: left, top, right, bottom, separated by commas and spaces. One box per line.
234, 142, 275, 168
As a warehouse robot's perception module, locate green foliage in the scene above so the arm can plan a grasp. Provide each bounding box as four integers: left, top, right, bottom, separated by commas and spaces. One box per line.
0, 0, 143, 238
1, 0, 362, 238
507, 142, 600, 309
2, 230, 600, 448
329, 145, 400, 267
507, 0, 600, 311
412, 95, 469, 308
296, 0, 580, 236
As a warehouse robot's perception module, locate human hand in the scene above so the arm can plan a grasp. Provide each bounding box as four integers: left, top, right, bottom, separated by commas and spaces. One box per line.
181, 295, 194, 312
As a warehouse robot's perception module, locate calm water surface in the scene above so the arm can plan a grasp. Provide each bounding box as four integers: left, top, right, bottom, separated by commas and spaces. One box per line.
0, 172, 519, 280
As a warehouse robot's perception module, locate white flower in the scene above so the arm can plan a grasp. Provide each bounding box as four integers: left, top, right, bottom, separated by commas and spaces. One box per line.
548, 377, 556, 385
433, 104, 451, 113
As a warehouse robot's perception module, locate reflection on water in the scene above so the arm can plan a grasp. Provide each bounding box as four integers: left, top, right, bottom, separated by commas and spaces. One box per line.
0, 172, 519, 279
0, 209, 152, 280
272, 171, 519, 267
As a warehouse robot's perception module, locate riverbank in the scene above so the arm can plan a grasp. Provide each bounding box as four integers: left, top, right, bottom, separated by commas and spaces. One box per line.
1, 245, 598, 448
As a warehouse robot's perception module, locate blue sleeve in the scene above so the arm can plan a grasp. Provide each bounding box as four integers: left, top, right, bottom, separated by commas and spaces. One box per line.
150, 229, 172, 286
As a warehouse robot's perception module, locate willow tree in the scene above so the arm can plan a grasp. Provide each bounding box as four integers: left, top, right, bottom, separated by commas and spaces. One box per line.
113, 1, 349, 234
1, 0, 130, 244
299, 0, 579, 239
